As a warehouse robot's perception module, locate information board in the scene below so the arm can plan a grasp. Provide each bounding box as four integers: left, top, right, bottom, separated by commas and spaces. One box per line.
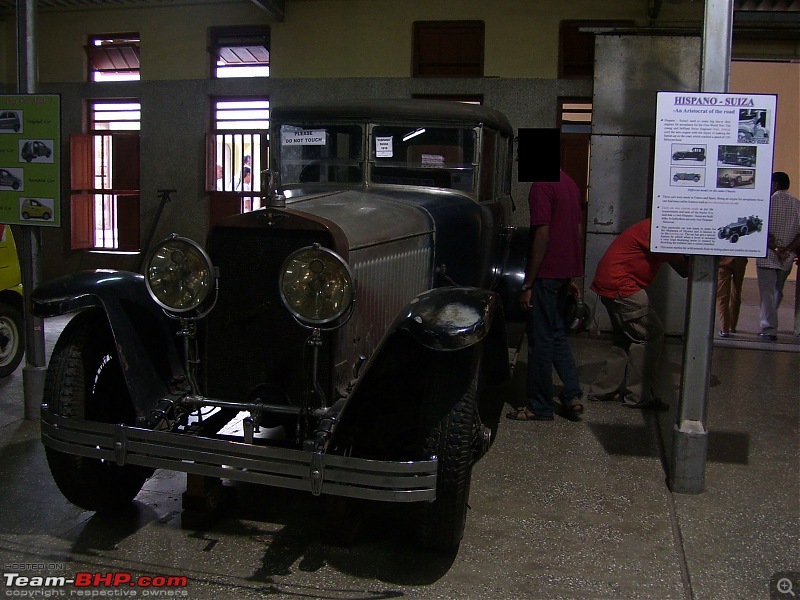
651, 91, 777, 256
0, 94, 61, 227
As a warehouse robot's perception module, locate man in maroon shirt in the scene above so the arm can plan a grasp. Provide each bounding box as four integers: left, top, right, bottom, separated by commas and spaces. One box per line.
588, 218, 689, 409
507, 169, 585, 421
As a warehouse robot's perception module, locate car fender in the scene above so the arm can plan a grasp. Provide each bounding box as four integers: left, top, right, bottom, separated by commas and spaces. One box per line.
32, 270, 185, 421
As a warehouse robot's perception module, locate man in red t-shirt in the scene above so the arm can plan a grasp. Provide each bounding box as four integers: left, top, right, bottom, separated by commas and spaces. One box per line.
588, 218, 689, 409
507, 169, 585, 422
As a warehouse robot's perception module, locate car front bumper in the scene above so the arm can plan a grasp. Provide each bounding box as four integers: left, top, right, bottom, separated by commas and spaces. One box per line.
41, 409, 438, 503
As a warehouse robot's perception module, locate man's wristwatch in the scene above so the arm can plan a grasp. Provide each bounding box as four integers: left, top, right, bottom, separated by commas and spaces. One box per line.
521, 284, 532, 292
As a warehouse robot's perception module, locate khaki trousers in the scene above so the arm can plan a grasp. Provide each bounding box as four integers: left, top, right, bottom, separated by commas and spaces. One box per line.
589, 290, 664, 407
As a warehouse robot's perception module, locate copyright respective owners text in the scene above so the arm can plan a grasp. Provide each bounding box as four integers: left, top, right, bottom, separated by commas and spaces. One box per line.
2, 563, 189, 598
772, 571, 800, 599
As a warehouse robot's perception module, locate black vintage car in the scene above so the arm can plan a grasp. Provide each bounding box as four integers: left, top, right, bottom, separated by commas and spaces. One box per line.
33, 100, 522, 551
672, 147, 706, 161
717, 215, 763, 243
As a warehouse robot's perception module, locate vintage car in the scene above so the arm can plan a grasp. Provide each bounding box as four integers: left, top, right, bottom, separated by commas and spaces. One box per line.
717, 215, 763, 243
673, 172, 701, 182
0, 169, 21, 190
33, 100, 521, 551
717, 170, 755, 188
21, 140, 52, 162
0, 225, 24, 378
672, 147, 706, 161
0, 111, 21, 133
20, 198, 52, 220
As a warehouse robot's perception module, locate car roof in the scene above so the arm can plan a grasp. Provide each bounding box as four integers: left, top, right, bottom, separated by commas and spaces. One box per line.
271, 99, 513, 136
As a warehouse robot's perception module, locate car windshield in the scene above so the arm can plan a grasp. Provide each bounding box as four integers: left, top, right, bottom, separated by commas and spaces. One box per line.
278, 124, 364, 185
370, 126, 476, 192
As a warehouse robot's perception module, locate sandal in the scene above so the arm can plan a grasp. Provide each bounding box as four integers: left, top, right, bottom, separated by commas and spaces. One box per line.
505, 407, 554, 421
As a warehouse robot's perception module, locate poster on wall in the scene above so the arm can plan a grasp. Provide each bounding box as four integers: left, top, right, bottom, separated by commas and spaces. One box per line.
0, 94, 61, 227
650, 91, 777, 256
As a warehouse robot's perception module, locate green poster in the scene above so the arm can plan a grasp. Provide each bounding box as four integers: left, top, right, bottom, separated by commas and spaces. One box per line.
0, 94, 61, 227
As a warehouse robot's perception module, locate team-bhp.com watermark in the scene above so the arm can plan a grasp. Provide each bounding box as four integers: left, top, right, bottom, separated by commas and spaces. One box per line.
2, 564, 188, 598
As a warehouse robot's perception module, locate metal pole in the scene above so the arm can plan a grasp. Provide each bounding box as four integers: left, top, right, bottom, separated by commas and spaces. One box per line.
17, 0, 47, 420
669, 0, 734, 494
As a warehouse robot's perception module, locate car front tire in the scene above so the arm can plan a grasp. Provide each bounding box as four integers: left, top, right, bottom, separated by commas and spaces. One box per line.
415, 347, 482, 552
43, 310, 152, 511
0, 303, 24, 378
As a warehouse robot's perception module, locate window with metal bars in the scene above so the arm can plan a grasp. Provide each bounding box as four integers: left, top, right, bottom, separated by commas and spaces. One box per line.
86, 33, 140, 82
209, 26, 270, 79
70, 100, 140, 251
207, 98, 269, 221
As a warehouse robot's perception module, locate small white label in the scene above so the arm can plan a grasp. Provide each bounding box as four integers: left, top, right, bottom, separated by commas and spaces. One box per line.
376, 136, 393, 157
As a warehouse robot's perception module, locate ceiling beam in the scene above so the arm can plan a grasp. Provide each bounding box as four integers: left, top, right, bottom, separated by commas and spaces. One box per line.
250, 0, 285, 21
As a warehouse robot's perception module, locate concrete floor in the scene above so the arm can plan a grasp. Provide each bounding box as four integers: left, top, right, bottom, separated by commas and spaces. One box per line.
0, 290, 797, 600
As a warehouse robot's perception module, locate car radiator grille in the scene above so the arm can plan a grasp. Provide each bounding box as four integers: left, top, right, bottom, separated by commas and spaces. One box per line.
203, 227, 333, 405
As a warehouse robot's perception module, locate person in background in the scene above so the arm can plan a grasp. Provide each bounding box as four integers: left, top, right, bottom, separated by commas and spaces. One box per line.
506, 168, 585, 422
588, 218, 689, 410
236, 167, 252, 192
716, 256, 748, 338
755, 171, 800, 341
215, 164, 224, 191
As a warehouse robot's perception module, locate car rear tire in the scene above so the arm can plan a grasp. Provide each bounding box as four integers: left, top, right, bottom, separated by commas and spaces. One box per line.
0, 302, 24, 378
43, 310, 152, 511
415, 347, 481, 552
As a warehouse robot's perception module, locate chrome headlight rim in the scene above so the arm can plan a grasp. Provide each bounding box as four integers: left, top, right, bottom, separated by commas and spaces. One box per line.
143, 234, 216, 315
279, 244, 355, 328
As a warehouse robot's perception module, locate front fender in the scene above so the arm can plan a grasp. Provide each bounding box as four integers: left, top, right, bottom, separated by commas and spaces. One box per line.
32, 270, 185, 420
399, 286, 500, 351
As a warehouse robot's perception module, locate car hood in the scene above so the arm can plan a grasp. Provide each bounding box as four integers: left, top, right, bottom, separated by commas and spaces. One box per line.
248, 189, 437, 253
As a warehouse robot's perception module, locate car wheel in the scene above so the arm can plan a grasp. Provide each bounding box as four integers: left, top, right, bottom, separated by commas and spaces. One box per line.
740, 226, 748, 236
673, 175, 679, 182
0, 303, 24, 378
757, 222, 763, 232
738, 131, 753, 143
415, 347, 481, 552
730, 233, 740, 243
717, 228, 726, 239
11, 182, 19, 190
693, 175, 700, 182
21, 212, 29, 220
43, 310, 152, 511
42, 212, 51, 220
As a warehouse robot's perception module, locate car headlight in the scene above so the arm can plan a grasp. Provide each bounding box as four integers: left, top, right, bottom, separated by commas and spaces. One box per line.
144, 235, 215, 314
279, 245, 354, 327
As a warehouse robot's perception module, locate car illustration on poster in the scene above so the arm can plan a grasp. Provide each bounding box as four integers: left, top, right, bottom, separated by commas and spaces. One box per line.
20, 140, 54, 163
718, 145, 756, 167
737, 109, 769, 143
0, 111, 21, 133
670, 168, 704, 186
671, 145, 706, 162
717, 215, 763, 243
717, 168, 755, 188
0, 168, 22, 190
20, 198, 54, 220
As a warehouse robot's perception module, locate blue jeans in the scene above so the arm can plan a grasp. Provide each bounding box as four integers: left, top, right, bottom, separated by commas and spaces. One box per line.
526, 278, 582, 416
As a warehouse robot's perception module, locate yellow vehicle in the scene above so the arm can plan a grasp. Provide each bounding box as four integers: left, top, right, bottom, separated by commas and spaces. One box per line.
21, 198, 52, 220
0, 224, 24, 377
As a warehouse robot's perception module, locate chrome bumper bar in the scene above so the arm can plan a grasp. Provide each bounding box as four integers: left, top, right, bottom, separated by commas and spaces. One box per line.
41, 410, 438, 503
